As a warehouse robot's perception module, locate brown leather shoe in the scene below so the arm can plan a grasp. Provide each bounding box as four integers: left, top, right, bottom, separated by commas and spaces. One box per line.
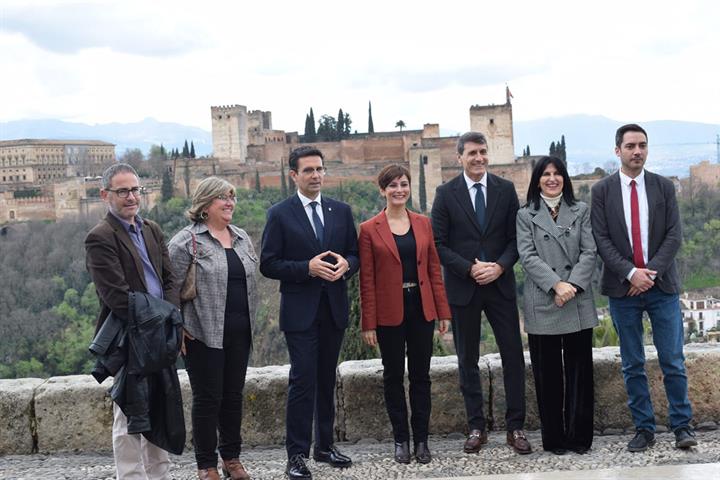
507, 430, 532, 454
221, 458, 251, 480
463, 429, 488, 453
198, 467, 221, 480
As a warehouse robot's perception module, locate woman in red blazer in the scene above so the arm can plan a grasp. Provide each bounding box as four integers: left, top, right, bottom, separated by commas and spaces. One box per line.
359, 164, 451, 465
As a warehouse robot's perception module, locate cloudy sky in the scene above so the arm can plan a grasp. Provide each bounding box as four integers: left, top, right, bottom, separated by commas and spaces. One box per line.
1, 0, 718, 134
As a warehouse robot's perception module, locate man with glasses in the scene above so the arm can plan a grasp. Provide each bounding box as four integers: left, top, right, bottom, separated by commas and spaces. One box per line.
85, 163, 179, 478
260, 146, 359, 479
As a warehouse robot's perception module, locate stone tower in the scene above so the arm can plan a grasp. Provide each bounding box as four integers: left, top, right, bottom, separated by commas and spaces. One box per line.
211, 105, 248, 163
469, 101, 515, 164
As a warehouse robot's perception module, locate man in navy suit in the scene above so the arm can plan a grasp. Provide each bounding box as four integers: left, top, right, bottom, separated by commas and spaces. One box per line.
260, 146, 359, 479
431, 132, 531, 455
591, 124, 696, 452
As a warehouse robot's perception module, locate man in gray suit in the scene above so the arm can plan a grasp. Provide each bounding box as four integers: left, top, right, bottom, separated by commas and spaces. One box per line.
591, 124, 696, 452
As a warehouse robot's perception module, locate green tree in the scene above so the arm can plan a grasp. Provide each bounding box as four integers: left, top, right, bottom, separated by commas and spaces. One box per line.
45, 284, 99, 376
395, 120, 406, 132
190, 141, 196, 159
343, 112, 352, 137
147, 144, 168, 177
337, 109, 345, 139
161, 169, 174, 201
418, 154, 427, 212
304, 113, 312, 138
119, 148, 146, 175
317, 115, 338, 141
183, 160, 191, 197
368, 101, 374, 134
280, 162, 288, 197
309, 108, 316, 140
339, 276, 378, 362
255, 169, 262, 193
182, 140, 190, 158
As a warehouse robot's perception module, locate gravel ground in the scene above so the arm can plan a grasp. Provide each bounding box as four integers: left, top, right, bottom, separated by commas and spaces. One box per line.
1, 429, 718, 480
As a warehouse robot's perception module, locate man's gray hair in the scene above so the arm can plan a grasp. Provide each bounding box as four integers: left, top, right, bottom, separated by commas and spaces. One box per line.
457, 132, 488, 155
101, 163, 139, 189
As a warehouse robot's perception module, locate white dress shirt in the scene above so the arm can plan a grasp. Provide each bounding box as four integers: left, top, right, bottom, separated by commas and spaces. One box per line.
297, 191, 324, 238
619, 169, 649, 280
463, 171, 488, 211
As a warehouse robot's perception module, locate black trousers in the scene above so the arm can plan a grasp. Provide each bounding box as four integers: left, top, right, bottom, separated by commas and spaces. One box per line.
284, 292, 344, 457
185, 330, 251, 469
528, 328, 594, 452
451, 284, 526, 432
376, 288, 435, 444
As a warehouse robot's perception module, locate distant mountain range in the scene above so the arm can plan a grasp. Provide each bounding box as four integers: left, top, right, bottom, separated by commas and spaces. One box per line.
1, 115, 717, 177
0, 118, 212, 157
514, 115, 719, 177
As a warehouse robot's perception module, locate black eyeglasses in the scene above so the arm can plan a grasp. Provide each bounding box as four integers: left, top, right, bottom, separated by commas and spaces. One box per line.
106, 187, 145, 198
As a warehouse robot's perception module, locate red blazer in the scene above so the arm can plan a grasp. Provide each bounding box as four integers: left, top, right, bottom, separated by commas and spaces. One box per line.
359, 209, 451, 330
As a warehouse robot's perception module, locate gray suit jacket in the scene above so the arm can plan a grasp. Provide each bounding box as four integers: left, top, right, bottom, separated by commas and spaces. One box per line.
168, 223, 258, 349
517, 200, 598, 335
590, 170, 682, 298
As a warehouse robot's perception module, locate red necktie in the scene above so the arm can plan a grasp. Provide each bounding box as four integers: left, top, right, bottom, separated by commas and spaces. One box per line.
630, 180, 645, 268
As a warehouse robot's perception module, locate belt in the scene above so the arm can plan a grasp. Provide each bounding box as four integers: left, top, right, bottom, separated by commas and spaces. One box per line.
402, 282, 418, 289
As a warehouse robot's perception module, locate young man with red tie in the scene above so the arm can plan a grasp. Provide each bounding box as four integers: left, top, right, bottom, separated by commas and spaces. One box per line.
591, 124, 696, 452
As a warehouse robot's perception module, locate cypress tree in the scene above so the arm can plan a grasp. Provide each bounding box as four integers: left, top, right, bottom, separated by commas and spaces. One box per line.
255, 169, 262, 193
336, 108, 344, 140
549, 141, 556, 156
190, 141, 196, 159
309, 108, 316, 141
368, 101, 374, 134
183, 160, 191, 197
182, 140, 189, 158
344, 112, 352, 137
304, 114, 311, 139
418, 154, 427, 212
161, 169, 173, 201
280, 162, 288, 197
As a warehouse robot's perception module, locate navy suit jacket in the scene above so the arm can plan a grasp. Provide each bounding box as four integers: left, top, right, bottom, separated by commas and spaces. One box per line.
431, 173, 520, 306
260, 194, 360, 332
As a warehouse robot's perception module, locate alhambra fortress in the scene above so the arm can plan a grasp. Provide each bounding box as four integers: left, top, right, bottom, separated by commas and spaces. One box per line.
2, 96, 719, 225
0, 96, 535, 224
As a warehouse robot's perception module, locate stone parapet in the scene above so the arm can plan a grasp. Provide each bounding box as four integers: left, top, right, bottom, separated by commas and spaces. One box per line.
0, 345, 718, 454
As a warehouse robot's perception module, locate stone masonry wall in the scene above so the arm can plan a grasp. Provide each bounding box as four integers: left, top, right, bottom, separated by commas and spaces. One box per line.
1, 345, 718, 455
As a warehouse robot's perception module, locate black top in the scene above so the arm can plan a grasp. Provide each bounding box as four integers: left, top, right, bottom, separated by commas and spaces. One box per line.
393, 227, 418, 284
224, 248, 250, 339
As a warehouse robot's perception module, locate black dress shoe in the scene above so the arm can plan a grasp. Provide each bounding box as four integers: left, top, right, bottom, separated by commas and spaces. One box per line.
394, 441, 410, 464
414, 441, 432, 464
312, 445, 352, 468
674, 426, 698, 449
286, 454, 311, 479
627, 429, 655, 452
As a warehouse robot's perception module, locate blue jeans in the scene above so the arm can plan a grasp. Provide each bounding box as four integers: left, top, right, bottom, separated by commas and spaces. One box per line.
608, 287, 692, 431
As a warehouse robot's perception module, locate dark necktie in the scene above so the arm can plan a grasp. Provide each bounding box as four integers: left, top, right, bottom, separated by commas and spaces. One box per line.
630, 180, 645, 268
309, 201, 324, 244
474, 183, 486, 231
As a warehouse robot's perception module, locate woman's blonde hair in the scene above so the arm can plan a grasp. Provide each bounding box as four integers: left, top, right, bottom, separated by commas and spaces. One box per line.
186, 176, 235, 223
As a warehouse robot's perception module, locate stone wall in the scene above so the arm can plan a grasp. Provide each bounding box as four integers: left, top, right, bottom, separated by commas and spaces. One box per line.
2, 344, 717, 455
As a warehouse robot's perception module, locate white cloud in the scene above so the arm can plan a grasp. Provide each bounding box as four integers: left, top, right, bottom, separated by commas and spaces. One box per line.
1, 0, 718, 133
